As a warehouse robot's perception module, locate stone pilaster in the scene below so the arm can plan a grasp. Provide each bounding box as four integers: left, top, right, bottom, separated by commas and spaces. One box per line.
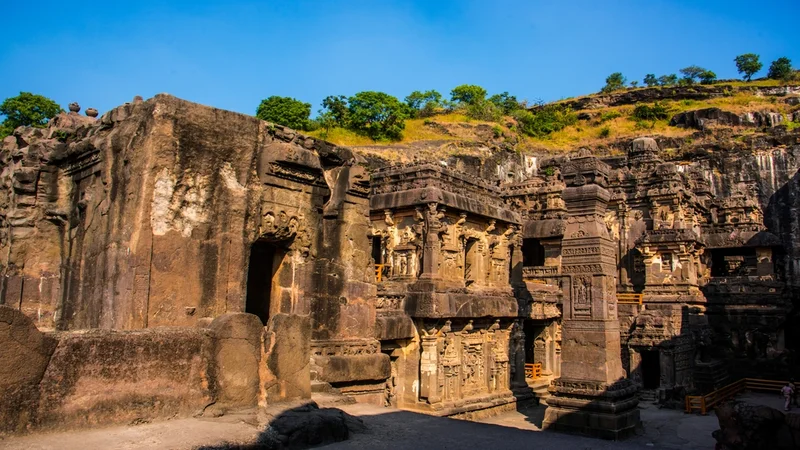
543, 155, 640, 440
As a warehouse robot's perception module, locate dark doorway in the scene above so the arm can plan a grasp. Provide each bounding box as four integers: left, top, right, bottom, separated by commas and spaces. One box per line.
522, 238, 545, 266
245, 241, 285, 325
523, 320, 541, 364
641, 350, 661, 389
371, 236, 384, 265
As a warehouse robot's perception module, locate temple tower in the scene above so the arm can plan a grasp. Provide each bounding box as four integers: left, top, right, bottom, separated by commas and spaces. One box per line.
542, 154, 640, 439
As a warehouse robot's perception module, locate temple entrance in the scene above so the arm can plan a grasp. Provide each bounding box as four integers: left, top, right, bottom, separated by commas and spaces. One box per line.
641, 350, 661, 389
245, 240, 287, 325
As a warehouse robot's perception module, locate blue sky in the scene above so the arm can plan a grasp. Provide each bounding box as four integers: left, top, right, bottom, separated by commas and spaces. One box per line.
2, 0, 797, 117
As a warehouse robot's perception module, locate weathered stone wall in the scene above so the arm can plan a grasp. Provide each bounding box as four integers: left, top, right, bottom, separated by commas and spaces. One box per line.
0, 305, 215, 434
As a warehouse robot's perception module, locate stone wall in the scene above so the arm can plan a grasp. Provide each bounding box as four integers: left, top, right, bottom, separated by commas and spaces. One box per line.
0, 305, 311, 435
0, 305, 215, 434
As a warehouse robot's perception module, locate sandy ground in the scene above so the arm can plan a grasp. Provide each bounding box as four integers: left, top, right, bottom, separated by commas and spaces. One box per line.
1, 393, 793, 450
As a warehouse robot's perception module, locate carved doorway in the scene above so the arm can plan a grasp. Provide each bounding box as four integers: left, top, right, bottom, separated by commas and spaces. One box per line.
245, 240, 288, 325
641, 350, 661, 389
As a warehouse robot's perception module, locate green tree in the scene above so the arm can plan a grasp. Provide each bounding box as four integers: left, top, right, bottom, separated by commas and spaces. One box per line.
643, 74, 659, 87
320, 95, 349, 126
679, 66, 707, 84
734, 53, 762, 81
404, 90, 443, 118
630, 81, 639, 88
450, 84, 487, 105
255, 96, 311, 130
488, 92, 521, 114
347, 91, 408, 141
699, 70, 717, 85
601, 73, 627, 93
0, 92, 62, 138
658, 74, 679, 86
767, 57, 794, 81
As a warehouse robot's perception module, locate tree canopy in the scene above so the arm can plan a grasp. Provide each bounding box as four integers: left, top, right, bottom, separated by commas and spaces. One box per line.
0, 92, 62, 138
255, 96, 312, 130
767, 57, 794, 81
601, 73, 627, 93
450, 84, 487, 105
734, 53, 762, 81
643, 74, 658, 87
404, 90, 442, 118
347, 91, 408, 141
488, 92, 521, 114
320, 95, 349, 126
679, 66, 707, 84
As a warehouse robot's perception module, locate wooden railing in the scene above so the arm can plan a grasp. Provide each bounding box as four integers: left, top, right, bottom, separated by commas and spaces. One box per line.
525, 363, 542, 379
375, 264, 386, 282
684, 378, 787, 414
617, 293, 643, 305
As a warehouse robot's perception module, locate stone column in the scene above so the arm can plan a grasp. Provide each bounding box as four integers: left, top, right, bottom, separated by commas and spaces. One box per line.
543, 155, 640, 440
419, 334, 441, 404
420, 203, 442, 279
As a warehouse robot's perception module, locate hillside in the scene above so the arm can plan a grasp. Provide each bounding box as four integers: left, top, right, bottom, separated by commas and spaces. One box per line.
307, 80, 800, 166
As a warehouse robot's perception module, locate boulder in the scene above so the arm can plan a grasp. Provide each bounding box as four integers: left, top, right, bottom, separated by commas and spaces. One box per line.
713, 400, 800, 450
255, 403, 365, 450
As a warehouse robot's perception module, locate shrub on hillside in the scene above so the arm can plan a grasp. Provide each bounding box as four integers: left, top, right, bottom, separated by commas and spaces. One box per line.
347, 91, 408, 141
450, 84, 487, 105
465, 100, 503, 122
488, 92, 522, 114
256, 96, 312, 130
699, 70, 717, 85
768, 57, 794, 81
632, 102, 670, 121
405, 90, 443, 118
601, 73, 627, 93
658, 74, 679, 86
512, 103, 577, 138
643, 74, 658, 87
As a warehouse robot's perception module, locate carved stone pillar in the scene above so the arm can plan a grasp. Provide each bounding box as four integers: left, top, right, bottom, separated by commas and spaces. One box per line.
419, 334, 441, 404
420, 203, 442, 279
543, 155, 640, 440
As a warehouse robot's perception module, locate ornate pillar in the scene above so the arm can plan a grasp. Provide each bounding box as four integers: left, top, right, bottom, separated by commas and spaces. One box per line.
543, 155, 640, 439
420, 203, 442, 279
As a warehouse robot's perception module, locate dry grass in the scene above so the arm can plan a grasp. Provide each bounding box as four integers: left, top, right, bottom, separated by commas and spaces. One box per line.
309, 84, 798, 152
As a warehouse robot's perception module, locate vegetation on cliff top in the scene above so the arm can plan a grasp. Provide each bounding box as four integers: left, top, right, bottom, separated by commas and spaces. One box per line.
0, 92, 63, 139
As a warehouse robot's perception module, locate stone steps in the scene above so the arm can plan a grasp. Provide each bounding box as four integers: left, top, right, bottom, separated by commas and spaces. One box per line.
639, 389, 657, 402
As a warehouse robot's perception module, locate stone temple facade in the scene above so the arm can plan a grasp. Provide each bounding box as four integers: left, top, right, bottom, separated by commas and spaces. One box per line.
1, 95, 799, 438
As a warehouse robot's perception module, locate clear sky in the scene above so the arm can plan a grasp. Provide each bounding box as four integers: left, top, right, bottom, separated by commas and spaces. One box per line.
2, 0, 797, 117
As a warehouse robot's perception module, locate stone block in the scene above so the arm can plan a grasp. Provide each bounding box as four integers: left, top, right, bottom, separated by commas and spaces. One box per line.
315, 354, 390, 384
265, 313, 312, 401
210, 313, 264, 407
375, 313, 415, 340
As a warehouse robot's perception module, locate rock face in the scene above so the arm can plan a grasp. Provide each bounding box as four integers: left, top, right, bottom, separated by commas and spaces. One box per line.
2, 94, 800, 438
713, 401, 800, 450
670, 107, 790, 129
0, 306, 57, 433
559, 84, 800, 110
